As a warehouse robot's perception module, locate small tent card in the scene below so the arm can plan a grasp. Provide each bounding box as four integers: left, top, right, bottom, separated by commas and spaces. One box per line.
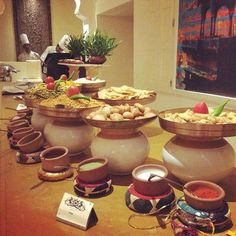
56, 192, 98, 230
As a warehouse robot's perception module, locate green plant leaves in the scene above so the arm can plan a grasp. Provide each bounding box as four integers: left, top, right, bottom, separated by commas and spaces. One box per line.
66, 30, 120, 58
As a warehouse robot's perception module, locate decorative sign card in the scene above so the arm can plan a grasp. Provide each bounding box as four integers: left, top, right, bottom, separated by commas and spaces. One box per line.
56, 192, 98, 230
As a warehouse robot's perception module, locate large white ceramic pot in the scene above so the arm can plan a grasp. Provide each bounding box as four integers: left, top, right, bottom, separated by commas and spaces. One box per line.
31, 108, 54, 132
44, 120, 94, 155
90, 129, 149, 175
162, 136, 235, 183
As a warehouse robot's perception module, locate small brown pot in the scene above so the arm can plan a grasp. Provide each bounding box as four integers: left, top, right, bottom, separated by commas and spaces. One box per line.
88, 56, 106, 64
12, 126, 34, 141
132, 164, 169, 196
40, 146, 70, 172
184, 180, 225, 211
17, 131, 44, 153
77, 157, 108, 183
11, 112, 28, 122
7, 119, 29, 133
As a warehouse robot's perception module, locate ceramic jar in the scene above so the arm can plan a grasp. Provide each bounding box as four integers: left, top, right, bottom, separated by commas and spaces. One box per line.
44, 120, 94, 155
31, 108, 54, 132
91, 130, 149, 175
163, 136, 235, 183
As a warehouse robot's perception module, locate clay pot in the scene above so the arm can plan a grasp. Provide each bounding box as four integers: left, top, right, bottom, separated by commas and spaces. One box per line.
40, 146, 70, 172
7, 119, 29, 133
11, 112, 28, 121
184, 180, 225, 211
77, 157, 108, 183
17, 108, 32, 116
12, 126, 34, 140
17, 131, 44, 153
88, 56, 106, 64
132, 164, 169, 196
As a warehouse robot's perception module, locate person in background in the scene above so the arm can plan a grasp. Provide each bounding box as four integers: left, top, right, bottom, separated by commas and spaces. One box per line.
18, 33, 40, 61
40, 35, 70, 63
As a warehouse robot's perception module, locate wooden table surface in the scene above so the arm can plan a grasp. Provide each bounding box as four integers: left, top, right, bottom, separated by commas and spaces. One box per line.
0, 83, 236, 236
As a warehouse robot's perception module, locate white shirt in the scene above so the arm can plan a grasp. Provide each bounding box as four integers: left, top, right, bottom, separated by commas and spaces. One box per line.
40, 46, 57, 63
18, 51, 40, 62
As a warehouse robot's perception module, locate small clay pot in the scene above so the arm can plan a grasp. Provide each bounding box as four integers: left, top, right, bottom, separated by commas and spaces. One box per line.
17, 131, 44, 153
132, 164, 169, 196
11, 112, 28, 122
12, 126, 34, 140
40, 146, 70, 172
184, 180, 225, 211
17, 108, 32, 116
7, 119, 29, 133
88, 56, 107, 64
77, 157, 108, 183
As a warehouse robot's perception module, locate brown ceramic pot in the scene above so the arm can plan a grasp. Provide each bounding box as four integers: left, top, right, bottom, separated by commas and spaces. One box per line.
11, 112, 28, 122
88, 56, 106, 64
12, 126, 34, 140
7, 119, 29, 133
132, 164, 169, 196
17, 131, 44, 153
184, 180, 225, 211
77, 157, 108, 183
40, 146, 70, 173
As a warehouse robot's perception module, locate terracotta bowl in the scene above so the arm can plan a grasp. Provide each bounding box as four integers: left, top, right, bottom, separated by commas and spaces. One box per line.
184, 180, 225, 211
12, 126, 34, 140
11, 112, 28, 121
40, 146, 70, 173
17, 131, 44, 153
7, 119, 29, 133
17, 108, 32, 116
132, 164, 169, 196
77, 157, 108, 183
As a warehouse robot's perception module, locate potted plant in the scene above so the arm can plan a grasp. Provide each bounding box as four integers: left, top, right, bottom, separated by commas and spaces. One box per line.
84, 30, 120, 64
66, 34, 86, 60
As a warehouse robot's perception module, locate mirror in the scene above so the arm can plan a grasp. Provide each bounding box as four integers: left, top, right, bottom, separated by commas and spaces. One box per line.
12, 0, 52, 58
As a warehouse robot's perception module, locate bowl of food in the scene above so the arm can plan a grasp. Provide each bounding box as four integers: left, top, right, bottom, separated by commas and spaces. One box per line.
93, 85, 157, 105
40, 146, 70, 172
184, 180, 225, 211
17, 131, 44, 153
12, 126, 34, 140
132, 164, 169, 196
7, 119, 29, 133
80, 103, 158, 130
77, 157, 108, 183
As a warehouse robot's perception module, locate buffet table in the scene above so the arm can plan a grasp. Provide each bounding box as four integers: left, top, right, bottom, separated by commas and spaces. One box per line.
1, 84, 236, 236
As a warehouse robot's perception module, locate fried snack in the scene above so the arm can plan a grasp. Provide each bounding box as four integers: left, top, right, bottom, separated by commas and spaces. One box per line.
163, 109, 236, 124
86, 103, 156, 121
40, 94, 103, 109
97, 85, 156, 100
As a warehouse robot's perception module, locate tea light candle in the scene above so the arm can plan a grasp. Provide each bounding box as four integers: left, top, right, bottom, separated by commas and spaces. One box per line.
137, 168, 166, 181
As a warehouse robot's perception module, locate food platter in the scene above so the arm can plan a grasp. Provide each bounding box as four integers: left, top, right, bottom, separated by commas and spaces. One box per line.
158, 108, 236, 139
37, 104, 100, 120
80, 107, 158, 129
74, 78, 106, 93
92, 92, 157, 106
